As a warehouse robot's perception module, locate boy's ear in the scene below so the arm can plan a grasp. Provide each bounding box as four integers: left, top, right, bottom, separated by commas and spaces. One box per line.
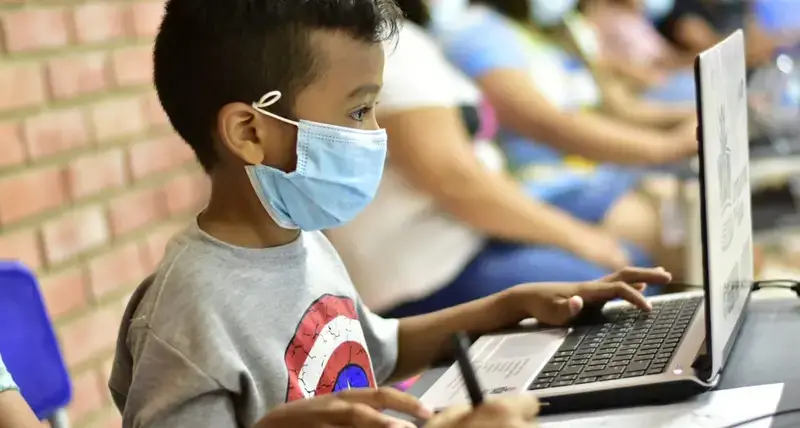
217, 102, 268, 165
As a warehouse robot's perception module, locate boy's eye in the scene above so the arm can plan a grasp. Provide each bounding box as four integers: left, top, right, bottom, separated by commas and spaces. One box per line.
350, 106, 373, 122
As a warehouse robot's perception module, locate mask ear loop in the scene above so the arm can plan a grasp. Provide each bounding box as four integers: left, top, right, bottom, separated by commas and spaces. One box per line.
251, 91, 300, 127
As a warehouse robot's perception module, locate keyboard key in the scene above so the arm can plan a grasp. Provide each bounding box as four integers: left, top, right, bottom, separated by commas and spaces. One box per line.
576, 377, 597, 384
551, 380, 574, 388
560, 365, 584, 376
622, 370, 645, 378
626, 360, 650, 372
530, 381, 551, 390
541, 362, 564, 373
591, 366, 626, 377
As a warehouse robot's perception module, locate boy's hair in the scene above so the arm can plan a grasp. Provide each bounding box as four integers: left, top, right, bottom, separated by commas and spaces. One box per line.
154, 0, 403, 172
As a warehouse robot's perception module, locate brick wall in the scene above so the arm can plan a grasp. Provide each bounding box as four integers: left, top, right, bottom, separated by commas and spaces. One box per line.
0, 1, 208, 427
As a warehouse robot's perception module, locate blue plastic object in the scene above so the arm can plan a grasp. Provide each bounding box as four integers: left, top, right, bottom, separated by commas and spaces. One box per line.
0, 261, 72, 420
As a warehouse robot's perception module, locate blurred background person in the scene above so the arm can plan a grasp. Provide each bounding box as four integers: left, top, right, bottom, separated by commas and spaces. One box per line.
326, 0, 691, 319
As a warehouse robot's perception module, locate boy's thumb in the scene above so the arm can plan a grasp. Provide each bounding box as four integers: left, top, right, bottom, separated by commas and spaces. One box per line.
568, 296, 584, 317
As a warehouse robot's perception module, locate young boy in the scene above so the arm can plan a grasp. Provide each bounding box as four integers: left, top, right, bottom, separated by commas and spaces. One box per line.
108, 0, 671, 426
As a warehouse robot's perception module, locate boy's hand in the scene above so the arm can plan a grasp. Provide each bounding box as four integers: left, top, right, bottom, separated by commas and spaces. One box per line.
254, 387, 432, 428
424, 395, 540, 428
505, 267, 672, 326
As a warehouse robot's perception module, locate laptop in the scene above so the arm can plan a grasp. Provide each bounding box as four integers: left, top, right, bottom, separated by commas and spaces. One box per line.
418, 30, 754, 414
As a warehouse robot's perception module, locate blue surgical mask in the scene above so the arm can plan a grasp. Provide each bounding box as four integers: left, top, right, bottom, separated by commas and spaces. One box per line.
246, 91, 387, 231
643, 0, 675, 21
528, 0, 578, 27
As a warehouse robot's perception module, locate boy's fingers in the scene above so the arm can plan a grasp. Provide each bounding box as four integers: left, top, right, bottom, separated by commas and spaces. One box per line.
582, 282, 651, 311
423, 404, 471, 428
486, 395, 542, 420
328, 402, 412, 428
338, 387, 433, 420
604, 267, 672, 284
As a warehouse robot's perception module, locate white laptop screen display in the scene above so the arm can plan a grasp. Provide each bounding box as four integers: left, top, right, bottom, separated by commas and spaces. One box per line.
697, 30, 754, 377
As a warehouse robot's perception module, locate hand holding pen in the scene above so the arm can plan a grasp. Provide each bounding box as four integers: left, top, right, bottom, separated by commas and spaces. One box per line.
422, 332, 541, 428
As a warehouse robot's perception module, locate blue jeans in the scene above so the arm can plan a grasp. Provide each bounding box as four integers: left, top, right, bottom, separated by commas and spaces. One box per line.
382, 167, 656, 318
383, 240, 657, 318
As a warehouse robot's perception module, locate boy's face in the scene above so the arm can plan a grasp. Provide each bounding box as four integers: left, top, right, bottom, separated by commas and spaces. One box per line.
218, 30, 385, 173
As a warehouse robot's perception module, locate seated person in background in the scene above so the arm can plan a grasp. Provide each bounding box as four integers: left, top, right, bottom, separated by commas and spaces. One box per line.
576, 0, 698, 103
438, 0, 697, 172
327, 0, 680, 318
653, 0, 792, 68
107, 0, 672, 426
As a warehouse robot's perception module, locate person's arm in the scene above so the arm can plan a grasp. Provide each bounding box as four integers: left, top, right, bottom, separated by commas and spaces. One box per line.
599, 78, 695, 127
476, 69, 695, 164
0, 357, 40, 428
0, 391, 40, 428
670, 14, 721, 56
391, 268, 669, 381
381, 107, 599, 251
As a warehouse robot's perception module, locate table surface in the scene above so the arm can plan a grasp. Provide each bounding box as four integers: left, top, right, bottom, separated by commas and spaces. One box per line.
406, 298, 800, 427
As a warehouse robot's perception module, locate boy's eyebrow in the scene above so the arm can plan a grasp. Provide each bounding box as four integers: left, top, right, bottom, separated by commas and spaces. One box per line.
347, 84, 381, 98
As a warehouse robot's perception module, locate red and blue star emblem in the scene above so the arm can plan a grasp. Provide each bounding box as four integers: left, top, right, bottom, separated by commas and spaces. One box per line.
284, 294, 377, 402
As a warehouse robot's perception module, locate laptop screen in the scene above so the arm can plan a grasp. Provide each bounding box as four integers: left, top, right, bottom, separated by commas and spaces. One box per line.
695, 30, 755, 378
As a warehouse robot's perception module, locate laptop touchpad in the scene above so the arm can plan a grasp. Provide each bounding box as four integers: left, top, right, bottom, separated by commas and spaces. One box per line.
420, 329, 568, 410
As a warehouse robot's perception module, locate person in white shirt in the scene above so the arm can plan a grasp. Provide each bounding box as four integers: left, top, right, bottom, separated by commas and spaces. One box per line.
326, 0, 671, 317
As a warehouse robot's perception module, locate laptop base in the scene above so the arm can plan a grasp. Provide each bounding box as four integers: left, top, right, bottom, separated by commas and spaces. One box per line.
538, 377, 712, 415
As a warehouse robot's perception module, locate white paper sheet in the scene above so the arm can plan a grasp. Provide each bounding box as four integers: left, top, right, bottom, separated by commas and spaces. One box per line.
539, 383, 784, 428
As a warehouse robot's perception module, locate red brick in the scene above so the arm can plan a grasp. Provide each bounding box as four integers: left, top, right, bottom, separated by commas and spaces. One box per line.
111, 45, 152, 87
41, 207, 109, 266
67, 369, 108, 424
23, 108, 89, 160
130, 1, 164, 38
40, 267, 88, 319
0, 62, 46, 112
46, 53, 109, 100
107, 187, 166, 237
72, 3, 130, 44
142, 224, 180, 270
58, 303, 122, 367
0, 122, 25, 167
141, 93, 168, 128
0, 229, 42, 270
87, 242, 147, 300
0, 8, 70, 52
128, 136, 184, 179
67, 149, 127, 200
0, 166, 67, 225
90, 97, 146, 142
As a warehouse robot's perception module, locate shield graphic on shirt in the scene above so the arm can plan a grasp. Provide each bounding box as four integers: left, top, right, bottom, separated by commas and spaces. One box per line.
284, 294, 377, 402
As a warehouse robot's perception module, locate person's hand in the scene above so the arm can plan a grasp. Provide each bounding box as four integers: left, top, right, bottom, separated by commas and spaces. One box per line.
424, 395, 540, 428
254, 387, 432, 428
505, 267, 672, 326
568, 227, 631, 271
664, 118, 698, 161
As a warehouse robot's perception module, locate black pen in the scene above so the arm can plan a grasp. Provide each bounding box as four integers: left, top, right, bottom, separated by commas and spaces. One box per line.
451, 331, 484, 407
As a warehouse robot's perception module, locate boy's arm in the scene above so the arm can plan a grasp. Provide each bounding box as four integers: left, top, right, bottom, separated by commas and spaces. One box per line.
390, 290, 522, 382
113, 330, 239, 428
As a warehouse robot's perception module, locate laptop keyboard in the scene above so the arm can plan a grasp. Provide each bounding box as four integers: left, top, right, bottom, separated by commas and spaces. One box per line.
529, 297, 702, 390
